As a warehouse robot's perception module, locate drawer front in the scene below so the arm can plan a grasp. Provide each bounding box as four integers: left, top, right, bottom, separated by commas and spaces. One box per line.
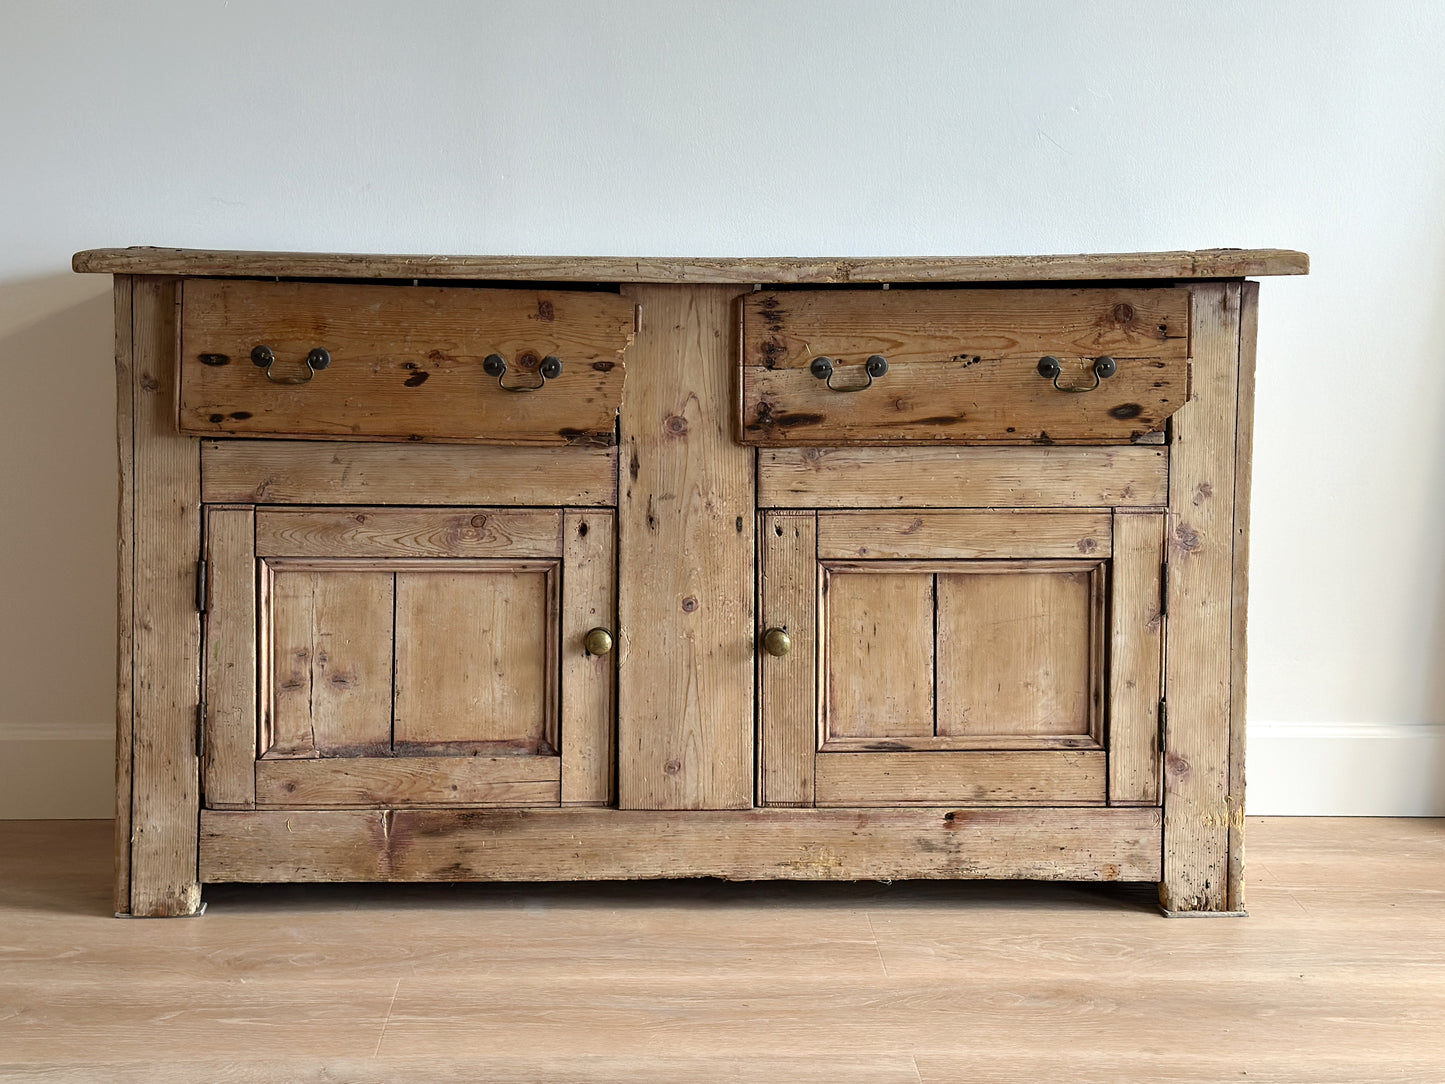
179, 280, 635, 445
740, 288, 1189, 445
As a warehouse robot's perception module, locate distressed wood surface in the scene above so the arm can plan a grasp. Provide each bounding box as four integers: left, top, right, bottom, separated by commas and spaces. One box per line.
75, 245, 1310, 282
758, 512, 818, 807
255, 756, 561, 808
201, 440, 618, 506
112, 276, 135, 913
561, 510, 616, 806
934, 565, 1100, 741
392, 566, 556, 751
1109, 512, 1166, 805
1160, 283, 1242, 912
199, 806, 1162, 882
760, 446, 1168, 508
255, 508, 564, 559
814, 750, 1106, 807
177, 280, 633, 446
202, 508, 257, 807
817, 510, 1111, 560
616, 285, 754, 809
742, 289, 1189, 444
824, 571, 935, 739
1229, 281, 1261, 909
128, 277, 202, 916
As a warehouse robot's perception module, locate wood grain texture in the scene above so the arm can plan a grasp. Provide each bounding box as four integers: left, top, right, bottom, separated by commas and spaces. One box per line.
198, 806, 1161, 882
393, 566, 556, 750
256, 508, 564, 559
742, 288, 1189, 444
202, 508, 257, 807
817, 510, 1111, 560
201, 439, 617, 506
824, 571, 935, 740
561, 510, 616, 806
1160, 283, 1241, 913
1229, 281, 1261, 910
616, 285, 754, 809
758, 512, 818, 807
1109, 512, 1166, 805
128, 277, 202, 916
760, 446, 1168, 508
112, 276, 135, 914
934, 566, 1100, 740
266, 567, 394, 758
814, 751, 1105, 807
255, 756, 560, 808
178, 279, 633, 446
74, 245, 1311, 281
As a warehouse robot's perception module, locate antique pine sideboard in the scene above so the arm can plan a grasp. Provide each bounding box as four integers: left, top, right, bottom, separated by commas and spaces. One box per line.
74, 246, 1307, 917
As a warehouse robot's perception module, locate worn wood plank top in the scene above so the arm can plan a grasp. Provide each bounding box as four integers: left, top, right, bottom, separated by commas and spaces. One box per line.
73, 246, 1309, 282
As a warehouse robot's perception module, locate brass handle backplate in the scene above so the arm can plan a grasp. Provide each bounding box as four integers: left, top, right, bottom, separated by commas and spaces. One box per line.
484, 353, 563, 392
251, 345, 331, 385
1037, 355, 1116, 393
583, 627, 613, 656
761, 627, 792, 657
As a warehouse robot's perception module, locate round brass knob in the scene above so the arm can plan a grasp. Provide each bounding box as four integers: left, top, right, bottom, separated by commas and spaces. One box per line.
761, 627, 792, 657
583, 627, 613, 656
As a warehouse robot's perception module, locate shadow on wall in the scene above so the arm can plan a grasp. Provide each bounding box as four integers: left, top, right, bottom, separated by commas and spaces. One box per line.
0, 273, 117, 815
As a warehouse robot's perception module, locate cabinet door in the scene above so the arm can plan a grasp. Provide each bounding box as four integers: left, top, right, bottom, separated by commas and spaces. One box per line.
759, 510, 1164, 807
202, 506, 614, 809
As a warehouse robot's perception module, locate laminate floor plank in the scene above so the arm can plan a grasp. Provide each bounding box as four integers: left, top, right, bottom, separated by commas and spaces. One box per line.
1, 818, 1442, 1081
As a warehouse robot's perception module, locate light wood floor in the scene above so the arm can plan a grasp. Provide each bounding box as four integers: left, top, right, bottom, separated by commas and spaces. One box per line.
0, 818, 1441, 1082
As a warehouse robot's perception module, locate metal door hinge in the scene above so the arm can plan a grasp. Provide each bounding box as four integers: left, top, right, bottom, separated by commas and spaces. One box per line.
196, 700, 206, 759
634, 305, 642, 334
1158, 698, 1168, 750
1160, 559, 1169, 616
196, 558, 209, 613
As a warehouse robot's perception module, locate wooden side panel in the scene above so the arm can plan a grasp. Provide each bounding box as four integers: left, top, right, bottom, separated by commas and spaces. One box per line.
760, 446, 1169, 508
129, 277, 202, 916
203, 509, 257, 807
823, 571, 934, 740
818, 510, 1111, 560
179, 280, 634, 446
616, 285, 753, 809
1229, 281, 1261, 911
255, 508, 564, 560
255, 756, 560, 808
202, 440, 617, 506
200, 806, 1164, 883
393, 567, 555, 750
1109, 512, 1166, 805
112, 276, 135, 914
561, 510, 616, 806
813, 750, 1105, 807
266, 568, 394, 758
758, 512, 817, 807
935, 567, 1097, 740
1161, 283, 1242, 913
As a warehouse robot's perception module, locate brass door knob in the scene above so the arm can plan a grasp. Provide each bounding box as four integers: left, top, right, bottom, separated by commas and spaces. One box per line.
761, 627, 792, 657
583, 627, 613, 656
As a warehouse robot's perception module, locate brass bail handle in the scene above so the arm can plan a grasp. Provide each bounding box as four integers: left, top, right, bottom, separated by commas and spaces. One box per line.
251, 345, 331, 385
484, 353, 563, 392
1037, 355, 1117, 393
810, 355, 888, 392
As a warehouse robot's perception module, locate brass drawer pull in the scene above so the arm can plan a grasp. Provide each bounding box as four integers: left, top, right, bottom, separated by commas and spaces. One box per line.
1038, 355, 1117, 393
251, 345, 331, 385
583, 627, 614, 656
483, 353, 563, 392
810, 354, 888, 392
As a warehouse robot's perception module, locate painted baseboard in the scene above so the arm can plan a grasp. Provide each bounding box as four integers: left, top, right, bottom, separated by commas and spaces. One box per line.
1246, 721, 1445, 816
2, 722, 1442, 819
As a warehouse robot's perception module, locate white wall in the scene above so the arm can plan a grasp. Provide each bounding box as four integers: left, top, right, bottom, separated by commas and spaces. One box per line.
3, 0, 1443, 817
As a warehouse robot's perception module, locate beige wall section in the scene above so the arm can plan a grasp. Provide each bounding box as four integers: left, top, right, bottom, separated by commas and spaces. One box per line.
0, 738, 114, 819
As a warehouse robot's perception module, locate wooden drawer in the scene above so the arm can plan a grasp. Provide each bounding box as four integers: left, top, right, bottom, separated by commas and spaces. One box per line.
740, 287, 1190, 445
179, 280, 636, 445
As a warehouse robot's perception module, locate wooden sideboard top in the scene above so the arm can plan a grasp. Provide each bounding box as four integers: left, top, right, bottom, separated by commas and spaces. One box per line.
73, 247, 1308, 283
